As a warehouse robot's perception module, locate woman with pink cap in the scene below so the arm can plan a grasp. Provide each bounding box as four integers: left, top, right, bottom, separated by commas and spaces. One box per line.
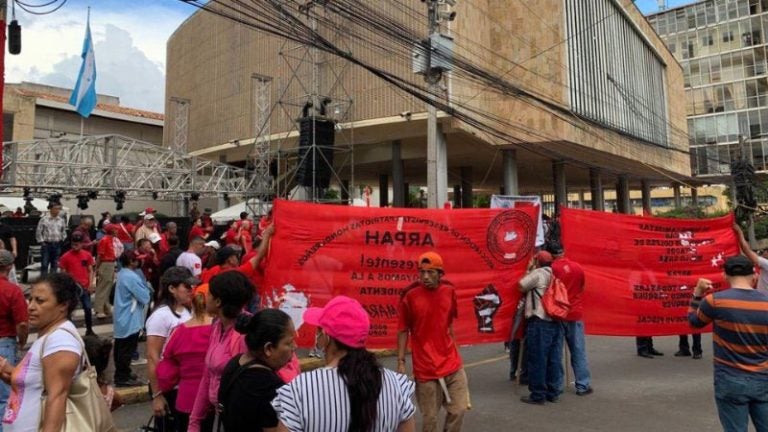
272, 295, 415, 432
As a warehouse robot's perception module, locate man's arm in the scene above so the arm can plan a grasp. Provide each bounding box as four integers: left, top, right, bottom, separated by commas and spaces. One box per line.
35, 219, 45, 243
688, 279, 714, 329
397, 330, 409, 374
15, 322, 28, 348
734, 224, 759, 265
9, 236, 17, 258
247, 225, 273, 271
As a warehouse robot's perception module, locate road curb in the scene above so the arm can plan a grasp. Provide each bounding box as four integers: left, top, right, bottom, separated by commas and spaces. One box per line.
115, 349, 398, 405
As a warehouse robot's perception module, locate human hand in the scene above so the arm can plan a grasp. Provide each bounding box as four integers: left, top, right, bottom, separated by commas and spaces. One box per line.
396, 359, 406, 374
152, 394, 167, 417
263, 224, 275, 238
694, 278, 713, 297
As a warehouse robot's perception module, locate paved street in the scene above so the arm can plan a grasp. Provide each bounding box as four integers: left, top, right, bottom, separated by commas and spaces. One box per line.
112, 333, 737, 432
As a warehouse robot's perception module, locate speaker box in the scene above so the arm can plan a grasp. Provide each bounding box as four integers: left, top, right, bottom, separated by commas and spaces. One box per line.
296, 118, 335, 189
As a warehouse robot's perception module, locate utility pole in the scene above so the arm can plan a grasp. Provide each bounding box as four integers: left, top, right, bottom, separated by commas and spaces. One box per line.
423, 0, 454, 208
736, 134, 758, 248
0, 0, 7, 178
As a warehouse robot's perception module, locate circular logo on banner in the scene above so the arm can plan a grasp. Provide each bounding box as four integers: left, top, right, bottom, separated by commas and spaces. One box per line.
487, 210, 536, 265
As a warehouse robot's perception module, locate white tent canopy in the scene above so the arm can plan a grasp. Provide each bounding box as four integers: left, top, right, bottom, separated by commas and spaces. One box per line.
0, 197, 71, 216
210, 201, 272, 223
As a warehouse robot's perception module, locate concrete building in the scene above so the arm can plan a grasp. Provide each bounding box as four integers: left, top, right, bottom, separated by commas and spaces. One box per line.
647, 0, 768, 178
3, 82, 163, 144
165, 0, 691, 210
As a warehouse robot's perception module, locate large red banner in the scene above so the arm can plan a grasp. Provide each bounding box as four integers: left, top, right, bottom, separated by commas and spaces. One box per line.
264, 200, 539, 348
560, 208, 739, 337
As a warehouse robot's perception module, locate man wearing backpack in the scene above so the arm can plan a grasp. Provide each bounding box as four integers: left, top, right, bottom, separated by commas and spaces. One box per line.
518, 250, 564, 405
551, 244, 593, 396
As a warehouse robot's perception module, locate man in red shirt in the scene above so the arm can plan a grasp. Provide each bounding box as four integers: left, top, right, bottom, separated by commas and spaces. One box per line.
59, 232, 96, 335
397, 251, 467, 432
550, 244, 593, 396
0, 249, 28, 416
157, 221, 178, 259
95, 224, 122, 319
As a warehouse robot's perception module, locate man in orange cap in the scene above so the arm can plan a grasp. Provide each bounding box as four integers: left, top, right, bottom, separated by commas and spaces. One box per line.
397, 251, 468, 432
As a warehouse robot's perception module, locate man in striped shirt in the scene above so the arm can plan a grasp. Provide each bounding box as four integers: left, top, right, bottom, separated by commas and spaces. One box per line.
688, 255, 768, 432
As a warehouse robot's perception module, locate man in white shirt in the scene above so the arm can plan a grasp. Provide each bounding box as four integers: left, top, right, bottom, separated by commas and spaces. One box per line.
734, 224, 768, 294
176, 237, 205, 277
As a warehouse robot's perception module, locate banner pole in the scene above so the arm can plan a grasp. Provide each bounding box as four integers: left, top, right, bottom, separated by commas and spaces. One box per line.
564, 344, 571, 389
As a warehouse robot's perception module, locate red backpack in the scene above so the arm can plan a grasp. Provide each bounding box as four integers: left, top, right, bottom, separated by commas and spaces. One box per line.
538, 270, 571, 320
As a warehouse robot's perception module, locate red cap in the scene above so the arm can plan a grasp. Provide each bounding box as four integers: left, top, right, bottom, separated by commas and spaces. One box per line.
535, 250, 553, 265
418, 252, 444, 271
303, 296, 370, 348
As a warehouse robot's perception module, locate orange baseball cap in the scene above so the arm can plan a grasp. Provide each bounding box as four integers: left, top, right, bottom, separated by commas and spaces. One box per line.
194, 283, 210, 298
418, 252, 444, 271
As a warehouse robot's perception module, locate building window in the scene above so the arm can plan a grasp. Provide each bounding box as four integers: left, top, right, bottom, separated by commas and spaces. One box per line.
2, 113, 13, 142
723, 31, 734, 42
565, 0, 668, 146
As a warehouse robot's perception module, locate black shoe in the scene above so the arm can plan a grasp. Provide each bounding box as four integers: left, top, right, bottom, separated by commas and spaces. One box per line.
546, 396, 560, 403
649, 348, 664, 356
114, 378, 146, 388
576, 387, 594, 396
520, 396, 545, 405
692, 353, 703, 359
130, 372, 138, 380
637, 351, 654, 359
674, 350, 691, 357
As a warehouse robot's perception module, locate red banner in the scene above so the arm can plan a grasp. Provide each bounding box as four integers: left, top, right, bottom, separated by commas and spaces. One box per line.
560, 208, 739, 337
264, 200, 539, 348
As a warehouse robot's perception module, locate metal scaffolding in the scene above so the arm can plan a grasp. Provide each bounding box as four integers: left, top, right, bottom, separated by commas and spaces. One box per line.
171, 98, 190, 153
1, 134, 257, 198
246, 74, 274, 217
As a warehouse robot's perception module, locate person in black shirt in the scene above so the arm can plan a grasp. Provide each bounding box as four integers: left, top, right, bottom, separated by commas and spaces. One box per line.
159, 236, 183, 276
218, 309, 296, 432
0, 222, 17, 259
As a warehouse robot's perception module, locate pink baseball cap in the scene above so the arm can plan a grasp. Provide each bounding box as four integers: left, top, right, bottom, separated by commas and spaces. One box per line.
303, 296, 370, 348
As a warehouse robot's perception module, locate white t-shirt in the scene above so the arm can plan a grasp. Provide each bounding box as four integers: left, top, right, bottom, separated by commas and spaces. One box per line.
176, 252, 202, 276
757, 257, 768, 294
272, 367, 415, 432
3, 321, 82, 432
146, 305, 191, 353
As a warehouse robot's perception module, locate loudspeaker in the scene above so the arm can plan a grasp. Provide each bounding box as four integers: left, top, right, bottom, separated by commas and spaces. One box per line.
296, 118, 335, 189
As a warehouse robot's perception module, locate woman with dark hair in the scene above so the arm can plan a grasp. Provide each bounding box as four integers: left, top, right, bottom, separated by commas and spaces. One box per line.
147, 267, 196, 431
273, 296, 415, 432
188, 217, 207, 243
1, 273, 89, 431
218, 309, 296, 431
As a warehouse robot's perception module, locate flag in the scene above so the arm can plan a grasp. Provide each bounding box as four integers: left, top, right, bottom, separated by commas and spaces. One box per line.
69, 14, 97, 118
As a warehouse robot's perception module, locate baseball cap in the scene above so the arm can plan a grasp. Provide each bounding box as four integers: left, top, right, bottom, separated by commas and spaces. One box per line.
104, 224, 118, 234
160, 266, 200, 288
71, 232, 84, 242
216, 246, 240, 265
144, 214, 155, 221
418, 252, 444, 271
204, 240, 221, 250
303, 296, 370, 348
0, 250, 14, 266
139, 207, 156, 216
724, 255, 755, 276
535, 250, 553, 265
149, 233, 162, 244
194, 283, 210, 298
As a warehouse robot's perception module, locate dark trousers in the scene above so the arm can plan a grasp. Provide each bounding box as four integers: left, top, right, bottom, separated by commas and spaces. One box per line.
526, 317, 564, 402
114, 332, 139, 383
636, 337, 656, 354
79, 290, 93, 333
155, 390, 183, 432
679, 334, 702, 354
40, 242, 62, 276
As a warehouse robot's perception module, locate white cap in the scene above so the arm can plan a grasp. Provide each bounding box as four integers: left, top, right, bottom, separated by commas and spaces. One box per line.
144, 214, 155, 220
204, 240, 221, 250
148, 233, 162, 244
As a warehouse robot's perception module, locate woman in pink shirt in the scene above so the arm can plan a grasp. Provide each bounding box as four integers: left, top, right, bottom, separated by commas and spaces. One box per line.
157, 283, 213, 432
188, 271, 300, 432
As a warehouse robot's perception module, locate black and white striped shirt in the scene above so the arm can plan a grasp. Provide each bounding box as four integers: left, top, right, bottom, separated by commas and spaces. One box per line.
272, 367, 415, 432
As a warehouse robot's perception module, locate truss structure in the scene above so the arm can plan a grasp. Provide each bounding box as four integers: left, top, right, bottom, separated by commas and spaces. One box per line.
1, 134, 257, 198
246, 74, 274, 216
272, 0, 355, 203
171, 98, 190, 153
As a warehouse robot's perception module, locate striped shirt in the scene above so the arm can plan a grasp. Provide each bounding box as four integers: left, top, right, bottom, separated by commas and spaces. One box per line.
35, 215, 67, 243
272, 367, 415, 432
688, 287, 768, 376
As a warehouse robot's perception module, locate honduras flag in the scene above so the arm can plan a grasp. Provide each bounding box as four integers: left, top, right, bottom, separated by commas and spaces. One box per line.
68, 16, 97, 118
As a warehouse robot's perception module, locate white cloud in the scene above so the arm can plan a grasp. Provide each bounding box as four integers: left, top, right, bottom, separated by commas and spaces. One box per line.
5, 5, 189, 112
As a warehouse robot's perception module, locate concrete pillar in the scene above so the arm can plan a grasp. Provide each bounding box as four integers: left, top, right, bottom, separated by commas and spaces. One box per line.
616, 176, 630, 214
460, 166, 473, 209
578, 190, 586, 209
379, 174, 389, 207
673, 182, 682, 209
641, 180, 652, 215
341, 179, 350, 204
502, 149, 519, 196
691, 186, 698, 207
553, 161, 567, 216
453, 185, 462, 208
218, 155, 228, 211
427, 125, 448, 208
404, 183, 410, 207
589, 168, 604, 211
392, 141, 405, 207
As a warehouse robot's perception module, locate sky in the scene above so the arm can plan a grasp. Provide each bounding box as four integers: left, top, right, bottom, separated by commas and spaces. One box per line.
5, 0, 697, 115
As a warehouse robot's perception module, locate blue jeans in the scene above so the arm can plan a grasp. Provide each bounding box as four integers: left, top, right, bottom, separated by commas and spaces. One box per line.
40, 242, 62, 276
0, 337, 18, 432
526, 317, 564, 402
714, 369, 768, 432
80, 290, 94, 333
563, 320, 591, 392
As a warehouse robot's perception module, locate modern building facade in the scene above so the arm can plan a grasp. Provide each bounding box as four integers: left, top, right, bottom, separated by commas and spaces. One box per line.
648, 0, 768, 178
165, 0, 690, 208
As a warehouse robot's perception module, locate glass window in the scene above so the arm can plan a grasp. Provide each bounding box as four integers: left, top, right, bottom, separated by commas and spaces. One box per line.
739, 0, 751, 17
755, 47, 768, 75
690, 59, 702, 86
747, 80, 760, 107
694, 88, 706, 113
701, 59, 712, 85
689, 8, 699, 29
763, 0, 768, 14
758, 78, 768, 105
677, 9, 688, 32
752, 139, 765, 171
707, 1, 717, 23
696, 4, 707, 26
721, 54, 735, 81
703, 87, 716, 113
717, 113, 730, 141
695, 118, 707, 144
686, 90, 695, 115
744, 50, 757, 77
728, 0, 739, 19
734, 81, 748, 109
749, 109, 761, 137
727, 113, 740, 141
743, 20, 755, 47
723, 83, 736, 111
711, 57, 722, 82
688, 119, 696, 146
714, 85, 726, 112
750, 0, 761, 14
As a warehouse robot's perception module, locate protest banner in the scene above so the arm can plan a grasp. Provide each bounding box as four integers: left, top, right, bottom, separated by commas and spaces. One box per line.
560, 208, 739, 337
263, 200, 539, 348
491, 195, 545, 246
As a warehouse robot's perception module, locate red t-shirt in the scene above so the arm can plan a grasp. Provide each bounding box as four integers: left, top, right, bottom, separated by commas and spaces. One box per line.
398, 283, 462, 381
551, 257, 586, 321
188, 225, 206, 242
201, 262, 257, 284
59, 249, 95, 288
0, 277, 28, 337
96, 235, 118, 262
224, 228, 239, 246
115, 223, 134, 243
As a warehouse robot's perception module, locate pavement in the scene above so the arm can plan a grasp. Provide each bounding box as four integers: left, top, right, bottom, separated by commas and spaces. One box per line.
110, 333, 733, 432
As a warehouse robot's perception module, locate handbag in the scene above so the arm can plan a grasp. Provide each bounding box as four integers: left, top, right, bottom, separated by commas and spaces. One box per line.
39, 326, 117, 432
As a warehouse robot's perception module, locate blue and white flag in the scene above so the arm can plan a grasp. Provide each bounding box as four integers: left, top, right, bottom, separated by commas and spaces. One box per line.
68, 15, 97, 118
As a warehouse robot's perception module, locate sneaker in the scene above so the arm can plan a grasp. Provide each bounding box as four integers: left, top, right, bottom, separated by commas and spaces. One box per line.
649, 348, 664, 356
576, 387, 594, 396
114, 378, 146, 388
96, 313, 108, 319
520, 396, 545, 405
131, 357, 148, 366
674, 350, 691, 357
546, 396, 560, 403
692, 353, 703, 360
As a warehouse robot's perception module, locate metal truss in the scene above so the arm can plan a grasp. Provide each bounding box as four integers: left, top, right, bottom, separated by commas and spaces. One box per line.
171, 98, 190, 153
246, 74, 274, 217
1, 134, 257, 199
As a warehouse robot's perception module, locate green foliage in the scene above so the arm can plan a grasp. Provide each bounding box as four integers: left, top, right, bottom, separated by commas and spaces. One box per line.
654, 206, 730, 219
473, 194, 491, 208
324, 189, 340, 201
